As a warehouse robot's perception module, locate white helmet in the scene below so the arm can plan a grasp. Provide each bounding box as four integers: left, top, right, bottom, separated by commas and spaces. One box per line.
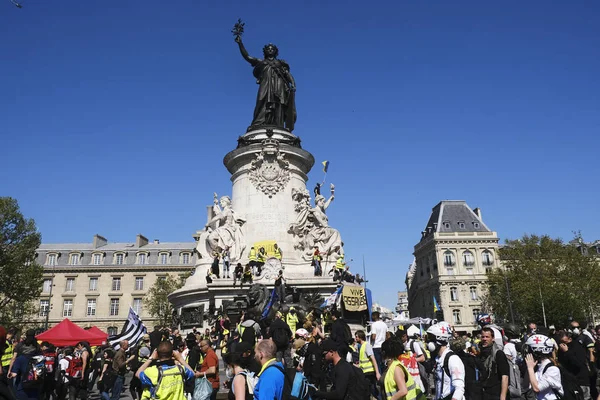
295, 328, 309, 339
427, 322, 453, 343
525, 334, 554, 355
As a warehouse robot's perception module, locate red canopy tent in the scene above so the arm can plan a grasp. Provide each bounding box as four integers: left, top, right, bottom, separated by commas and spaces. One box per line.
87, 326, 107, 339
36, 319, 107, 347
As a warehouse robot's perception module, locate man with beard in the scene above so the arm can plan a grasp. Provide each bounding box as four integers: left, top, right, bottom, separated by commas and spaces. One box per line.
478, 327, 509, 400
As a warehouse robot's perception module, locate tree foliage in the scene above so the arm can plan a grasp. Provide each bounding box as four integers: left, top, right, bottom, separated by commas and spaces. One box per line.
145, 275, 185, 327
483, 234, 600, 328
0, 197, 44, 326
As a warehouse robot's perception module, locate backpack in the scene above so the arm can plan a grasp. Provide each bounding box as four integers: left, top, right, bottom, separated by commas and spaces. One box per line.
454, 351, 483, 400
66, 354, 83, 379
543, 363, 584, 400
345, 365, 371, 400
233, 371, 258, 399
342, 323, 353, 345
21, 355, 46, 390
268, 364, 313, 400
506, 357, 522, 398
43, 351, 57, 374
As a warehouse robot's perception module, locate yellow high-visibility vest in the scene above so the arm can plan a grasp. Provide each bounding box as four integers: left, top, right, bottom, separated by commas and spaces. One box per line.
1, 341, 12, 367
141, 365, 186, 400
274, 248, 282, 260
249, 249, 257, 261
335, 256, 345, 270
359, 343, 375, 374
257, 252, 266, 263
286, 313, 298, 334
384, 360, 424, 400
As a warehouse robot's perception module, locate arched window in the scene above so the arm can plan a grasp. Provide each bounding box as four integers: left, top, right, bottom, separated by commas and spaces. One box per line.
444, 251, 455, 267
462, 251, 475, 266
482, 250, 494, 266
107, 326, 118, 336
450, 287, 459, 302
470, 286, 478, 300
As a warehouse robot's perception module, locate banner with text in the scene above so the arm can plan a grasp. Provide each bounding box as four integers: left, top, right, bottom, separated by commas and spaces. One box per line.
342, 285, 368, 312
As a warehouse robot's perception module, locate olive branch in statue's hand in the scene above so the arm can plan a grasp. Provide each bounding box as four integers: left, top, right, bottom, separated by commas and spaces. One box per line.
232, 18, 245, 42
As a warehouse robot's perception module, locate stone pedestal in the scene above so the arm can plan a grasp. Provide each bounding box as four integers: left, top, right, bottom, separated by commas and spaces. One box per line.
169, 127, 341, 328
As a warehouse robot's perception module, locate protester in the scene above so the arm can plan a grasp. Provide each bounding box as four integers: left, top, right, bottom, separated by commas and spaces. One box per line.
426, 322, 466, 400
370, 311, 388, 374
198, 340, 220, 400
97, 348, 115, 400
314, 339, 354, 399
381, 338, 425, 400
136, 342, 195, 399
557, 330, 590, 399
223, 342, 255, 400
110, 340, 131, 400
355, 330, 381, 399
524, 334, 563, 400
478, 327, 509, 400
253, 340, 284, 400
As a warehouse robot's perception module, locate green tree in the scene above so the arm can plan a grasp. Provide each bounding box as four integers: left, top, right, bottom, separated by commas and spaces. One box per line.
145, 275, 185, 327
0, 197, 44, 326
483, 234, 600, 327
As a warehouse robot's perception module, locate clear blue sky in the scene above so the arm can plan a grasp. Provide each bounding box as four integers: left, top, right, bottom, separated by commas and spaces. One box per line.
2, 0, 599, 310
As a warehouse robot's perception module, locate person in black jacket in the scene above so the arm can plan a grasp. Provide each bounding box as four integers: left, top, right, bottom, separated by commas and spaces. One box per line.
314, 340, 353, 399
329, 310, 350, 359
149, 326, 163, 352
557, 330, 591, 399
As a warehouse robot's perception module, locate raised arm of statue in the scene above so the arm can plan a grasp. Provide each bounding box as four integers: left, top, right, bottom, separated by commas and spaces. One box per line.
323, 195, 334, 210
235, 36, 259, 66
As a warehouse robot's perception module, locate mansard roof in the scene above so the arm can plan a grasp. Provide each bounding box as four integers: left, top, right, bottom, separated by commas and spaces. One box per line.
421, 200, 490, 241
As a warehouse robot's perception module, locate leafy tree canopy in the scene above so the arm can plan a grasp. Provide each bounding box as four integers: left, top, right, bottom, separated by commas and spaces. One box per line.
145, 274, 185, 327
0, 197, 44, 326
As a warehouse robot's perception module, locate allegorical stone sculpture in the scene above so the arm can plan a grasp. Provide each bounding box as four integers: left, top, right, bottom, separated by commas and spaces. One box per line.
233, 19, 297, 132
288, 184, 343, 259
248, 139, 291, 197
196, 193, 246, 261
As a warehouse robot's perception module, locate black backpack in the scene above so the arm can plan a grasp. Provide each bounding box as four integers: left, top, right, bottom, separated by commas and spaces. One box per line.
342, 323, 353, 345
543, 363, 584, 400
345, 365, 371, 400
21, 355, 46, 390
267, 364, 312, 400
454, 351, 483, 400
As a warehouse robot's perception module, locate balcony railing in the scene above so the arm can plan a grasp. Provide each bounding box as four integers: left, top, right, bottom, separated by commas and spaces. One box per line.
444, 261, 455, 267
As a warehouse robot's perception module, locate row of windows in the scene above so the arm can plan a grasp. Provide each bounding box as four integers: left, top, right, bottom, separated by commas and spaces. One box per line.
46, 252, 191, 266
443, 250, 494, 267
452, 308, 481, 325
450, 286, 479, 301
39, 298, 142, 318
42, 276, 165, 293
441, 220, 480, 230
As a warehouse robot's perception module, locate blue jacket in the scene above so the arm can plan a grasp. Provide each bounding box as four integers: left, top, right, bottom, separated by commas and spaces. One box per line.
254, 361, 284, 400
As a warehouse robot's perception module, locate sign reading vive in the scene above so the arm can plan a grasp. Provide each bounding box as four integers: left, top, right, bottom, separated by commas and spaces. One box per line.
342, 285, 368, 312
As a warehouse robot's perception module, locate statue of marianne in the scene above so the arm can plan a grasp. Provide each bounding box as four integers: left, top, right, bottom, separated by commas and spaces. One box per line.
235, 34, 297, 132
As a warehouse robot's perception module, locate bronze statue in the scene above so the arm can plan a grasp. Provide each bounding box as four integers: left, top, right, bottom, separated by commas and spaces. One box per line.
233, 20, 297, 132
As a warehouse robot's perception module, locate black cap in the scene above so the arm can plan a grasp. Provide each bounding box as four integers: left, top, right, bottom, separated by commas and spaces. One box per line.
320, 339, 339, 353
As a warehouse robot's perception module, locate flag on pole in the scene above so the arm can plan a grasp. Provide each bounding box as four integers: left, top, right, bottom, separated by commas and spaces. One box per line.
433, 296, 440, 313
322, 160, 330, 173
261, 290, 278, 320
109, 307, 147, 349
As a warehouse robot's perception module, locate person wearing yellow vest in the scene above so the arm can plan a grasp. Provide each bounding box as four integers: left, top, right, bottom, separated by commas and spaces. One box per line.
254, 339, 284, 400
381, 338, 426, 400
248, 247, 258, 274
256, 247, 267, 275
273, 243, 282, 261
136, 341, 195, 400
1, 327, 15, 376
334, 253, 346, 283
355, 330, 381, 398
286, 307, 298, 334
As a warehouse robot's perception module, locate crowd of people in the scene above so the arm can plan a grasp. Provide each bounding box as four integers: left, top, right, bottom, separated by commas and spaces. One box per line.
4, 310, 600, 400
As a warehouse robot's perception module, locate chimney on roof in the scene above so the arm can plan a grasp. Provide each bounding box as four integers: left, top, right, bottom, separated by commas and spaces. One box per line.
474, 207, 482, 220
93, 234, 107, 249
154, 239, 160, 244
136, 234, 149, 247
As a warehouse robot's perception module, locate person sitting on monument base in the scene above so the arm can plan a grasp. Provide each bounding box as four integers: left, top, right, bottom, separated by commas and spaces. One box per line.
233, 263, 244, 287
248, 246, 258, 274
242, 264, 253, 286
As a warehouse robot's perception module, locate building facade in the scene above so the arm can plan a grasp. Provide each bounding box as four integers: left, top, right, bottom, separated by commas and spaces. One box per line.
406, 201, 499, 332
395, 291, 409, 319
35, 234, 196, 334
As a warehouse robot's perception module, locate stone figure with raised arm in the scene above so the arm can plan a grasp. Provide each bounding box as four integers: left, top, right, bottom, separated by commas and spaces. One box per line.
289, 184, 343, 259
233, 19, 297, 131
201, 193, 246, 261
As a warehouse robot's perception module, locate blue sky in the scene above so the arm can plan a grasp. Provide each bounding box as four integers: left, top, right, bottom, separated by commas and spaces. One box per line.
1, 0, 599, 310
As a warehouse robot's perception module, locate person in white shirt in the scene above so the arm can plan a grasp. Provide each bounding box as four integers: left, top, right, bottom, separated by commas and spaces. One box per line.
370, 311, 388, 374
426, 322, 465, 400
525, 334, 563, 400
